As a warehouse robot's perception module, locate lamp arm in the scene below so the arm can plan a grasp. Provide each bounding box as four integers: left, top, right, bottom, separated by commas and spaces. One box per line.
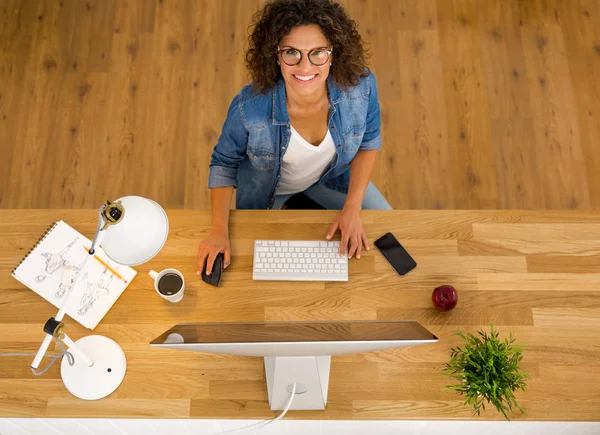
30, 204, 107, 370
89, 204, 108, 255
55, 253, 92, 323
30, 253, 93, 369
60, 333, 94, 366
31, 334, 54, 370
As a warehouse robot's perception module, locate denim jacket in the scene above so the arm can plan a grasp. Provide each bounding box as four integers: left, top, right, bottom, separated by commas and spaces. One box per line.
208, 71, 382, 209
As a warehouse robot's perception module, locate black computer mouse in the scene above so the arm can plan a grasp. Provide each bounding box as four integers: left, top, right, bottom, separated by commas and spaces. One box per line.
201, 253, 224, 287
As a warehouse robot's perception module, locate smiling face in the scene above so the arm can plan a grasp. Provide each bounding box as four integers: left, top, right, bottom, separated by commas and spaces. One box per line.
277, 24, 332, 97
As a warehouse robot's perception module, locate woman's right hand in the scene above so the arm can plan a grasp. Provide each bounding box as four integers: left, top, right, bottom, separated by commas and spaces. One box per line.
197, 228, 231, 276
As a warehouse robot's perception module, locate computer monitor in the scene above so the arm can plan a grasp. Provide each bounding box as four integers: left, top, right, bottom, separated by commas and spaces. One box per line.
150, 321, 438, 411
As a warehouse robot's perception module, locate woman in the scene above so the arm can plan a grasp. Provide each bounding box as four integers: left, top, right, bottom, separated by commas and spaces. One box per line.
197, 0, 391, 276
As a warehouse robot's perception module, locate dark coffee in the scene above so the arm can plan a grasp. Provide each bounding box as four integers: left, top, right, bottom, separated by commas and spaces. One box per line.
157, 273, 183, 295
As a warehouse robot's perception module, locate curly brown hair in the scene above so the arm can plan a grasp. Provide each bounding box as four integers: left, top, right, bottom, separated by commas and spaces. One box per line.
245, 0, 370, 93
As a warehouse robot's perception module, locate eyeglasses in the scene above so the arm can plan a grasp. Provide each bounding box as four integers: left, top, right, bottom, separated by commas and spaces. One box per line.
277, 46, 333, 66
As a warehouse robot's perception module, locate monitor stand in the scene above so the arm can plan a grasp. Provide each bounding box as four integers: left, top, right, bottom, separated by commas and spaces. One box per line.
264, 356, 331, 410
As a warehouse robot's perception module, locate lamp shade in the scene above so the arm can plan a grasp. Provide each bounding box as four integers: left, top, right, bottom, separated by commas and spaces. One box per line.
100, 196, 169, 266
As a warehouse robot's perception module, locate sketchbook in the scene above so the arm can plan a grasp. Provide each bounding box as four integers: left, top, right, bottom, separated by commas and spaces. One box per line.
11, 220, 137, 330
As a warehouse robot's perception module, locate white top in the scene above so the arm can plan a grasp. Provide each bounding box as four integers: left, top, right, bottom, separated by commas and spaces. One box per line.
275, 126, 336, 196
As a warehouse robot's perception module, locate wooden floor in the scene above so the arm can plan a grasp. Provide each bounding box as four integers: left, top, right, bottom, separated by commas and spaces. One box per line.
1, 0, 599, 210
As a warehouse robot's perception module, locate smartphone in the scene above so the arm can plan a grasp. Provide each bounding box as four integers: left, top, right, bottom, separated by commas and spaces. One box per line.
374, 232, 417, 276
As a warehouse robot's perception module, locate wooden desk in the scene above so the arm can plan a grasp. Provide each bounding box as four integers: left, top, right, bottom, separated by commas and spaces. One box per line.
1, 210, 600, 421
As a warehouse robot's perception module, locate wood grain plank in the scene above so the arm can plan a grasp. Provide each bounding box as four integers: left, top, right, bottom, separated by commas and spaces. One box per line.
437, 0, 499, 209
331, 380, 455, 402
208, 380, 269, 400
532, 308, 600, 327
113, 370, 210, 399
384, 28, 452, 209
378, 361, 540, 381
477, 273, 600, 291
264, 307, 377, 322
477, 0, 544, 210
490, 119, 544, 209
190, 398, 352, 419
86, 0, 117, 73
377, 307, 534, 326
520, 6, 590, 209
6, 1, 63, 209
516, 400, 600, 421
0, 0, 36, 208
113, 0, 156, 34
352, 400, 474, 419
527, 255, 600, 273
473, 223, 600, 240
478, 0, 532, 119
559, 0, 600, 209
375, 256, 527, 274
46, 398, 191, 418
354, 288, 600, 311
467, 240, 600, 256
538, 363, 600, 384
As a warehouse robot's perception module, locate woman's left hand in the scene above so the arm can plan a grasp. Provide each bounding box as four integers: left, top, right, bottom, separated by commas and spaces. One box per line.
326, 206, 369, 259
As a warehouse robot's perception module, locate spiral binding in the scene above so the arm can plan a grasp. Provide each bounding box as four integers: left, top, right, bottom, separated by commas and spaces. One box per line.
11, 221, 59, 275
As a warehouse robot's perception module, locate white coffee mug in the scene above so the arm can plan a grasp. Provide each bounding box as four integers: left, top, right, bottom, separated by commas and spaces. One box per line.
149, 268, 185, 303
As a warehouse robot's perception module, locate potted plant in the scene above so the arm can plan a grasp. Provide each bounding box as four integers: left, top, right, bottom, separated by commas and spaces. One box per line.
443, 324, 530, 420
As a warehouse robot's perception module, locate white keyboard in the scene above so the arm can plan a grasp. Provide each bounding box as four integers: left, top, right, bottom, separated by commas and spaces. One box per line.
253, 240, 348, 281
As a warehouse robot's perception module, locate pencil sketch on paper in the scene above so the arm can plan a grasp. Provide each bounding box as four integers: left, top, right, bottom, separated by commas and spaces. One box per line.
32, 234, 122, 317
12, 220, 138, 330
78, 267, 115, 316
35, 236, 79, 284
55, 257, 86, 299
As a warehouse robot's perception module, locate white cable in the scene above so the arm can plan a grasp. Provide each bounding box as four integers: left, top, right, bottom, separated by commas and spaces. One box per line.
215, 383, 297, 435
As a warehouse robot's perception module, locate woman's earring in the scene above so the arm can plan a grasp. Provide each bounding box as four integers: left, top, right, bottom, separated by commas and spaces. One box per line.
277, 60, 280, 65
330, 62, 333, 66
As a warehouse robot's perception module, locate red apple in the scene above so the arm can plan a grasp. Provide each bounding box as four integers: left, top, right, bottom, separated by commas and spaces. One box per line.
432, 285, 458, 311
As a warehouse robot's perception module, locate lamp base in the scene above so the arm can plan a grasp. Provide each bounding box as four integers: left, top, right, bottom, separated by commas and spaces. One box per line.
61, 335, 126, 400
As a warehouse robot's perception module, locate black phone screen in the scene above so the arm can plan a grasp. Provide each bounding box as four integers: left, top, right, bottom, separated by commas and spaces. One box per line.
374, 232, 417, 276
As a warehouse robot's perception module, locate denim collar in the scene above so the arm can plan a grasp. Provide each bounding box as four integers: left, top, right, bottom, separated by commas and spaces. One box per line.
272, 75, 344, 125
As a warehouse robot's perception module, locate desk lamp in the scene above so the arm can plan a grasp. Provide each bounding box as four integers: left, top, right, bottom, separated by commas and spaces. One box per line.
30, 196, 169, 400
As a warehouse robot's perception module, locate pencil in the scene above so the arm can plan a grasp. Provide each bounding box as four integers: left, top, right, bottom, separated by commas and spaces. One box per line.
83, 246, 127, 283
